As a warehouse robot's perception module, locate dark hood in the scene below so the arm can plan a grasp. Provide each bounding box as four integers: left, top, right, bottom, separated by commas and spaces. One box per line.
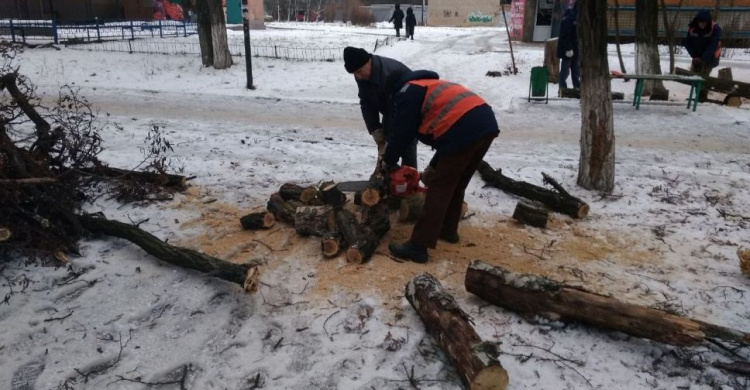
407, 7, 413, 15
691, 10, 712, 28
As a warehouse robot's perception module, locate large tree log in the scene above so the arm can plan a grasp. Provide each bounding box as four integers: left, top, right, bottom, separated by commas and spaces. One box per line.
267, 193, 296, 224
347, 203, 390, 264
279, 183, 318, 203
478, 161, 589, 219
361, 175, 386, 207
333, 208, 361, 248
406, 273, 509, 390
319, 182, 346, 208
79, 215, 259, 293
712, 361, 750, 377
239, 212, 275, 230
559, 88, 624, 100
465, 260, 750, 347
80, 166, 187, 190
294, 205, 333, 237
675, 67, 750, 98
512, 202, 549, 228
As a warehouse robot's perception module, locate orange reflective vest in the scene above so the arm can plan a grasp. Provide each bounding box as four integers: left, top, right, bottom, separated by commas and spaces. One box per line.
408, 79, 486, 139
688, 22, 721, 59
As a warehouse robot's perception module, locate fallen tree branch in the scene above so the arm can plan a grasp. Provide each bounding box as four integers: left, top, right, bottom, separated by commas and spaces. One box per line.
0, 177, 57, 184
79, 214, 259, 293
78, 165, 188, 190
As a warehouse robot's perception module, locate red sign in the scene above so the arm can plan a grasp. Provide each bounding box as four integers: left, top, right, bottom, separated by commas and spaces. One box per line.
509, 0, 525, 41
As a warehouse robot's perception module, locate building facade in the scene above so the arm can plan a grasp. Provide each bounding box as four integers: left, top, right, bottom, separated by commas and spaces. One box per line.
426, 0, 503, 27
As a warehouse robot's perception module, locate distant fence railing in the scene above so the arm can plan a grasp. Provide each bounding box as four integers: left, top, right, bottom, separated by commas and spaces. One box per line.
373, 35, 397, 52
607, 6, 750, 43
69, 39, 344, 62
0, 19, 197, 44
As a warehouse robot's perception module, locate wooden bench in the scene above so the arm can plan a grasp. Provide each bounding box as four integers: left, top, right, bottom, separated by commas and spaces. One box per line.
612, 73, 705, 112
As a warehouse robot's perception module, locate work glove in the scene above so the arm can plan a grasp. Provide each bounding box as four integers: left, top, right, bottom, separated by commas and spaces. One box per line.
565, 50, 574, 58
420, 166, 436, 187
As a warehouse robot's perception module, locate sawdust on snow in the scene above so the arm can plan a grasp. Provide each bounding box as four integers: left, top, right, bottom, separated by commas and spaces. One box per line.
167, 186, 660, 303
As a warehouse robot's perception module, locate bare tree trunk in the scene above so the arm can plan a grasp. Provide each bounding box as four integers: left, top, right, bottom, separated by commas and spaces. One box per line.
635, 0, 665, 95
577, 0, 615, 193
208, 0, 232, 69
613, 0, 627, 73
660, 0, 685, 74
196, 0, 214, 66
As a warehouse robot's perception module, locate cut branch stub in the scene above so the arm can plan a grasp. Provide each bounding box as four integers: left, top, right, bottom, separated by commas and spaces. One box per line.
239, 212, 275, 230
0, 228, 10, 242
406, 272, 509, 390
465, 260, 750, 347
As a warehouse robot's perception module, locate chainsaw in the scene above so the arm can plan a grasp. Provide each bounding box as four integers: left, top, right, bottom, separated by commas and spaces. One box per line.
338, 165, 425, 197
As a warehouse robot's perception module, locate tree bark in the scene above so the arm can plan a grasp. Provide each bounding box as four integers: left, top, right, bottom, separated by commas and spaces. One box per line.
399, 193, 425, 223
635, 0, 666, 95
279, 183, 318, 203
613, 0, 628, 74
79, 215, 259, 293
294, 205, 333, 237
465, 260, 750, 347
406, 273, 509, 390
577, 0, 615, 193
559, 88, 624, 100
739, 248, 750, 277
712, 361, 750, 376
512, 202, 549, 228
675, 67, 750, 97
346, 202, 390, 263
321, 230, 343, 258
267, 192, 297, 224
333, 208, 361, 248
239, 212, 275, 230
208, 0, 232, 69
319, 182, 346, 208
196, 0, 214, 66
660, 0, 686, 74
544, 39, 559, 84
478, 161, 589, 219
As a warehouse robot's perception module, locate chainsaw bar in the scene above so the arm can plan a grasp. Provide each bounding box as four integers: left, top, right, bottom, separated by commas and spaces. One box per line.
336, 181, 371, 192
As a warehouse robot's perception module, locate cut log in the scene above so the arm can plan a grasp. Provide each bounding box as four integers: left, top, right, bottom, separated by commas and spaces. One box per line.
406, 273, 509, 390
512, 201, 549, 228
478, 161, 589, 219
739, 247, 750, 277
294, 205, 333, 237
399, 193, 425, 223
361, 175, 386, 207
79, 215, 260, 293
559, 88, 624, 100
319, 182, 346, 208
267, 193, 296, 224
675, 67, 750, 98
712, 360, 750, 377
321, 231, 343, 258
333, 208, 361, 248
724, 94, 743, 108
544, 38, 559, 84
0, 228, 11, 242
279, 183, 318, 203
79, 166, 187, 190
346, 203, 390, 264
465, 260, 750, 347
300, 187, 319, 204
717, 67, 733, 81
239, 212, 275, 230
353, 191, 363, 206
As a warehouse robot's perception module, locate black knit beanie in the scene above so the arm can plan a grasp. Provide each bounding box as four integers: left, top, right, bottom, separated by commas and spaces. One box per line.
344, 47, 371, 73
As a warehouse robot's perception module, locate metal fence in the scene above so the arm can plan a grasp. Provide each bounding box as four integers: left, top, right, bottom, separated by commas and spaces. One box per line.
608, 6, 750, 43
0, 19, 197, 44
69, 39, 344, 62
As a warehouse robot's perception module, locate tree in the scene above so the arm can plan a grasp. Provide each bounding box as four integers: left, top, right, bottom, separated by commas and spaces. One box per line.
613, 0, 627, 73
196, 0, 233, 69
577, 0, 615, 193
635, 0, 665, 95
660, 0, 686, 74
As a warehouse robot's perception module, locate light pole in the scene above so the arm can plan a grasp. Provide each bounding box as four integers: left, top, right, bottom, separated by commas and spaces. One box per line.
242, 0, 256, 89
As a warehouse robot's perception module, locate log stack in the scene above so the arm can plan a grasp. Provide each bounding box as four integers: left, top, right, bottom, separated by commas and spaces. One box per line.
406, 273, 509, 390
465, 260, 750, 347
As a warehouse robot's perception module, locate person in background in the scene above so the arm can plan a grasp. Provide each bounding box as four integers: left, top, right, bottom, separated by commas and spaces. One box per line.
556, 6, 579, 92
684, 10, 722, 78
389, 4, 405, 38
405, 7, 417, 40
343, 47, 417, 170
382, 70, 500, 264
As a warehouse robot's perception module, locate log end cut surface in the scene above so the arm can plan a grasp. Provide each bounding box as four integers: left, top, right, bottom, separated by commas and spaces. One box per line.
361, 188, 381, 207
346, 248, 364, 264
471, 366, 509, 390
577, 203, 590, 219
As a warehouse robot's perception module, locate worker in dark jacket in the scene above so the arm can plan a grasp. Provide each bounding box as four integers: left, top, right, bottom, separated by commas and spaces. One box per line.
389, 4, 405, 38
382, 70, 500, 263
684, 10, 722, 77
556, 7, 579, 91
405, 7, 417, 40
344, 46, 417, 169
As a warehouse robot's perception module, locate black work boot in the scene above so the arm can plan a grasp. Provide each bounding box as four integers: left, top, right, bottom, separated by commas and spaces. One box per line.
388, 241, 428, 263
439, 230, 460, 244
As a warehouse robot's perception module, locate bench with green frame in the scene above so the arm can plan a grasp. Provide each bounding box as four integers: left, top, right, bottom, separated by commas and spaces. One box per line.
615, 73, 705, 112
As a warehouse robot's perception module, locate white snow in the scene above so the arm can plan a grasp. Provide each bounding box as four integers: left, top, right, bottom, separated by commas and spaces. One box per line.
1, 23, 749, 390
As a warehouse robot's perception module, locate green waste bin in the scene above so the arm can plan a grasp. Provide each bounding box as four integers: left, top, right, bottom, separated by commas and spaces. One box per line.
528, 66, 549, 103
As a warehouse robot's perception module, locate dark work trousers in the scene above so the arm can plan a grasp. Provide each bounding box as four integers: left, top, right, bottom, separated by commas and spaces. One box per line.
410, 134, 496, 249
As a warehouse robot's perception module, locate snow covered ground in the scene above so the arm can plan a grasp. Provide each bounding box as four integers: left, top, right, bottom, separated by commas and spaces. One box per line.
2, 24, 750, 390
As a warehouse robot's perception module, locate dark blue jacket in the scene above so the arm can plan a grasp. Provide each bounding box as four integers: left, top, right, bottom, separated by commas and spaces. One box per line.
356, 55, 411, 135
556, 8, 578, 59
406, 8, 417, 28
383, 70, 499, 167
390, 7, 405, 29
684, 10, 722, 64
